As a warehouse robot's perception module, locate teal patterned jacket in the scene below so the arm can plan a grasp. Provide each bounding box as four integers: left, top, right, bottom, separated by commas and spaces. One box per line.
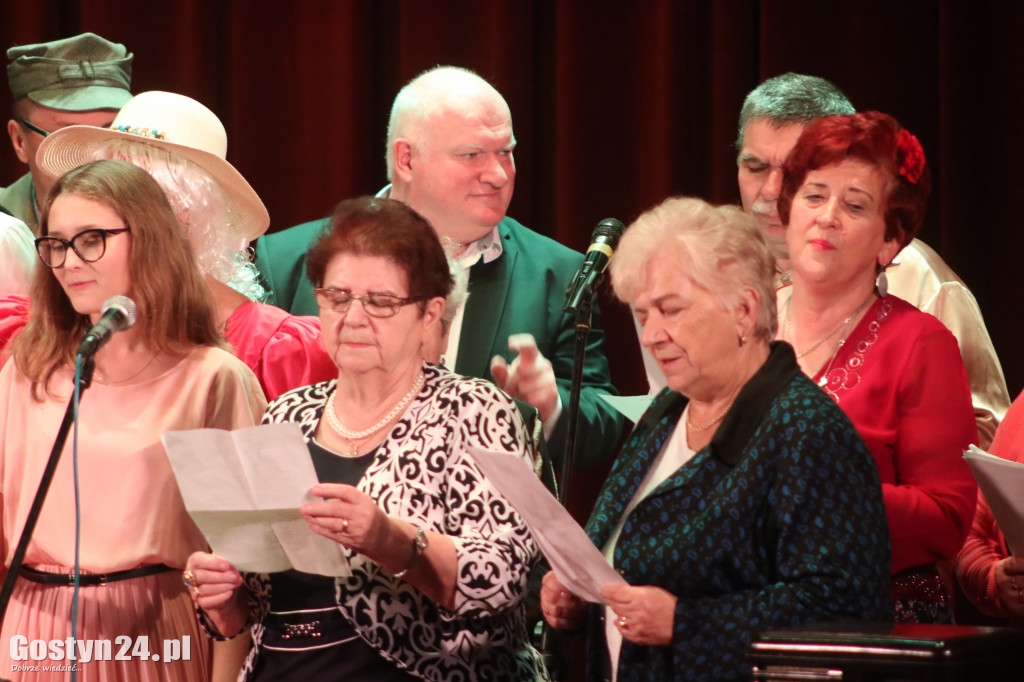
584, 343, 892, 682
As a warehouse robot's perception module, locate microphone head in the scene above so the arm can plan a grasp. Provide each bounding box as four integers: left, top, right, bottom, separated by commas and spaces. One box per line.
102, 296, 138, 331
593, 218, 625, 245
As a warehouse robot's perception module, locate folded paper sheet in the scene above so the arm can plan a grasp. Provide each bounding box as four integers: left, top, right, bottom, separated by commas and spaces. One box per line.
964, 445, 1024, 556
162, 423, 350, 576
468, 445, 626, 604
598, 393, 654, 424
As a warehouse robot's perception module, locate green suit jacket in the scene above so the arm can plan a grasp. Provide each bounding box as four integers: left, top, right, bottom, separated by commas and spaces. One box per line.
254, 215, 623, 470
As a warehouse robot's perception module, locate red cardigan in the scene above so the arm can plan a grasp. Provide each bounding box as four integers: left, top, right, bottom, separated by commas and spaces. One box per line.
813, 294, 978, 574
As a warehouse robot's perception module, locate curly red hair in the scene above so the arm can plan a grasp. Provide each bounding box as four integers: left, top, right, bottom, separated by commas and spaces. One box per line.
778, 111, 931, 249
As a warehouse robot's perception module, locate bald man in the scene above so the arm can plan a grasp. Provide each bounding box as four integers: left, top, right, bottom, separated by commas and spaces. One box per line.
255, 66, 622, 470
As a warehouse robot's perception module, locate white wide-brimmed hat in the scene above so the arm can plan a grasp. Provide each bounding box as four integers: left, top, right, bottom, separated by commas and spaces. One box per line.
37, 90, 269, 242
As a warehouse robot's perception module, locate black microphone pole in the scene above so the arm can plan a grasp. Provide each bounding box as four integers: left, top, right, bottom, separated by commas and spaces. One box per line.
539, 218, 623, 682
558, 217, 623, 498
0, 357, 95, 631
557, 300, 593, 506
537, 293, 594, 682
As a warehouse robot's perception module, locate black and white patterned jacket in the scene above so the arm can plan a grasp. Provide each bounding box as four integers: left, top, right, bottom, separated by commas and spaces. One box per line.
237, 363, 549, 681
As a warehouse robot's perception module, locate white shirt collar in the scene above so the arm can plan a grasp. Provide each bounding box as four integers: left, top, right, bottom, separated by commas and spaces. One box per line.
376, 184, 504, 265
453, 227, 502, 267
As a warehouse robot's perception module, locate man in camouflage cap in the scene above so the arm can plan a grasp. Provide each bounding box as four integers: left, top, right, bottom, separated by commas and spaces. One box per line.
1, 32, 132, 232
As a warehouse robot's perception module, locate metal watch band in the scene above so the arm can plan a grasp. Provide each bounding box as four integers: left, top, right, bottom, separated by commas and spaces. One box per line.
393, 526, 428, 579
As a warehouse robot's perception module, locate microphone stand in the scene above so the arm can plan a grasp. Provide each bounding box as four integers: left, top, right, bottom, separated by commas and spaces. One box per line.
0, 357, 95, 643
538, 285, 596, 682
558, 292, 592, 498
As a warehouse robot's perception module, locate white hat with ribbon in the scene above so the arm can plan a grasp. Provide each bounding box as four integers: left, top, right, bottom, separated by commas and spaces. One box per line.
37, 90, 269, 241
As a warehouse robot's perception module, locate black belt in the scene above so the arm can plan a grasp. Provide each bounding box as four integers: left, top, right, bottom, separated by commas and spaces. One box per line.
263, 607, 358, 650
19, 563, 175, 587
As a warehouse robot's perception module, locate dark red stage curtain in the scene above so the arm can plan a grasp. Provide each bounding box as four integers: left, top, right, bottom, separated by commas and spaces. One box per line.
3, 4, 1022, 674
2, 0, 1021, 417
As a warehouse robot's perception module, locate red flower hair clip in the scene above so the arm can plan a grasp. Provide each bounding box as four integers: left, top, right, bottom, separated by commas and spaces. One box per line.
897, 129, 925, 184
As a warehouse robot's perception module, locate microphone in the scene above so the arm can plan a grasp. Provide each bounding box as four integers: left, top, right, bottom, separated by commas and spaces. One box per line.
77, 296, 137, 358
563, 218, 625, 314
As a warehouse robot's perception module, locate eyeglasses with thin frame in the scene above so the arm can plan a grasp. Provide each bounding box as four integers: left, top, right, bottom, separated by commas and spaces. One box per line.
17, 118, 50, 137
313, 287, 423, 318
34, 228, 132, 268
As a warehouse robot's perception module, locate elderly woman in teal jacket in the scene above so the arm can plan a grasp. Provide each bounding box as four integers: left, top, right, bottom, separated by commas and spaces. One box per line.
541, 197, 891, 682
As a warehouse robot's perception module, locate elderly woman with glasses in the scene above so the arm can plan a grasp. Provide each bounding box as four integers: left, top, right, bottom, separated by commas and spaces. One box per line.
0, 159, 266, 681
185, 196, 547, 682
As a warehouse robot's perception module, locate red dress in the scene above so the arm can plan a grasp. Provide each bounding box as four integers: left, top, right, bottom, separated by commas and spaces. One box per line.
813, 295, 978, 574
0, 296, 335, 401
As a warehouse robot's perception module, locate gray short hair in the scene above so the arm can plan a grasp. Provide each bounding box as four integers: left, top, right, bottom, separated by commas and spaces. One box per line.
736, 73, 854, 151
386, 66, 507, 181
610, 197, 777, 344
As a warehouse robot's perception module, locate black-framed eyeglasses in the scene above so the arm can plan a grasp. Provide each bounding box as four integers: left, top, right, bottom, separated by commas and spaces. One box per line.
34, 228, 132, 268
17, 118, 50, 137
313, 287, 423, 318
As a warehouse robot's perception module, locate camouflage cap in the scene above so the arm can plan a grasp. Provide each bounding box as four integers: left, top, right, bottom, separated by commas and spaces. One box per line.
8, 32, 132, 111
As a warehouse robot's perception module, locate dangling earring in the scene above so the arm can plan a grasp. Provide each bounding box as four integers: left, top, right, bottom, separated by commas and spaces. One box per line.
875, 263, 889, 298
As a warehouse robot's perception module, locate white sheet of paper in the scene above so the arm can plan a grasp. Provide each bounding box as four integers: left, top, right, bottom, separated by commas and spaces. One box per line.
162, 423, 350, 576
599, 394, 654, 423
468, 445, 626, 603
964, 445, 1024, 556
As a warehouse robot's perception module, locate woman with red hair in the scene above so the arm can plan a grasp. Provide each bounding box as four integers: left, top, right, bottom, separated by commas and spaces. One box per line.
777, 111, 977, 622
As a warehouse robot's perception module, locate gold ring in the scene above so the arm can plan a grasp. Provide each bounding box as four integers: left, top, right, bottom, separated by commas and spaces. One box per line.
182, 570, 199, 597
341, 518, 349, 532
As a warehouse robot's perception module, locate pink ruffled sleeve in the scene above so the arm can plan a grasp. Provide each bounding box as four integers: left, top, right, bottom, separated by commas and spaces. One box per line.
0, 295, 29, 371
224, 301, 336, 401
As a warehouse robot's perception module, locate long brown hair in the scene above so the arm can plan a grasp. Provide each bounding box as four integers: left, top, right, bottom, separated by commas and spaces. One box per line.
13, 159, 224, 399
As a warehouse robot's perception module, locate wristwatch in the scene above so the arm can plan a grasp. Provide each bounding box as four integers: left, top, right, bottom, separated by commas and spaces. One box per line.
393, 526, 428, 579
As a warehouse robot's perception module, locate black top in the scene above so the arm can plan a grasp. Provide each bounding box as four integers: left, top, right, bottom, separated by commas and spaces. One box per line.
253, 439, 417, 682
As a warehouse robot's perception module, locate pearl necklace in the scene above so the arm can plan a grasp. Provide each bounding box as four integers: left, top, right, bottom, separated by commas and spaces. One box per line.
324, 371, 424, 440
